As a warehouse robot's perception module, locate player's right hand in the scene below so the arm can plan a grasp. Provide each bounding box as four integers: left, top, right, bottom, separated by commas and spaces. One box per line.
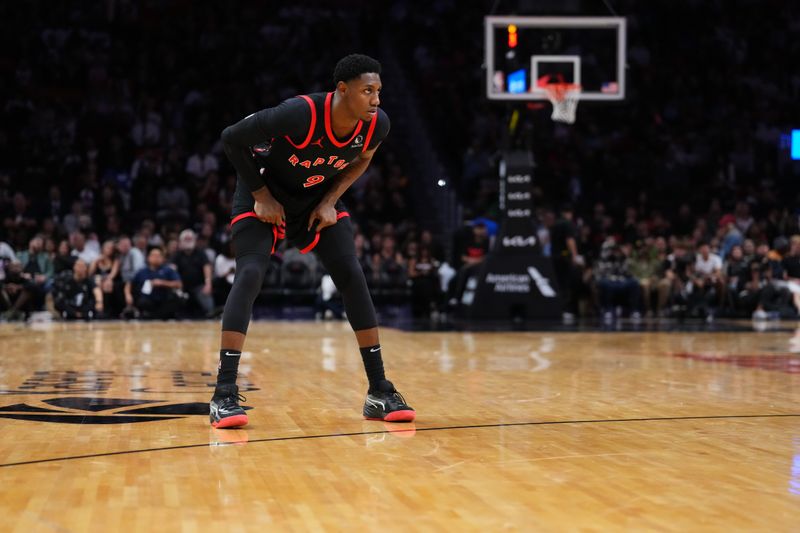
254, 197, 285, 225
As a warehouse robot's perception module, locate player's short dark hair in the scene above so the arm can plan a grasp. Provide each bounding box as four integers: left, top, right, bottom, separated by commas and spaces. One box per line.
333, 54, 381, 85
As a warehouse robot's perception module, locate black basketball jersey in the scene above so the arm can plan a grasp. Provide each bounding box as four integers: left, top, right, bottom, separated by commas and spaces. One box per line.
228, 92, 390, 216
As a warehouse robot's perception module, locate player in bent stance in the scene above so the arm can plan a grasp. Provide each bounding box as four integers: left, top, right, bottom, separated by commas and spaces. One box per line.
209, 54, 415, 428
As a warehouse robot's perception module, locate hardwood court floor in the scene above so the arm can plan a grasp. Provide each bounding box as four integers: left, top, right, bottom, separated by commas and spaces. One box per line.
1, 320, 799, 531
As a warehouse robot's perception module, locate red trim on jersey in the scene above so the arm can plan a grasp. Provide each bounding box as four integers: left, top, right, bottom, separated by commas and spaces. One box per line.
299, 232, 320, 254
362, 110, 379, 153
324, 92, 363, 148
271, 225, 279, 255
336, 211, 350, 220
284, 95, 317, 149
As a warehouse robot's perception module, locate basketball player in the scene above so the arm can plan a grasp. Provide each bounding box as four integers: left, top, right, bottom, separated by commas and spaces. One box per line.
209, 54, 415, 428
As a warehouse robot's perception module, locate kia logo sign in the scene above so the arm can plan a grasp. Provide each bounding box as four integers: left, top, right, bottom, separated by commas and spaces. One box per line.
506, 191, 531, 201
507, 174, 531, 184
507, 209, 531, 218
502, 236, 537, 247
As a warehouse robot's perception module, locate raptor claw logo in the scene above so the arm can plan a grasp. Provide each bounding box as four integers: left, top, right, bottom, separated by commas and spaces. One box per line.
0, 397, 253, 424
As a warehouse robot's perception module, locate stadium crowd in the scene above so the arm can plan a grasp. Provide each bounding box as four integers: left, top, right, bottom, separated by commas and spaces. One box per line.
390, 0, 800, 320
1, 1, 798, 323
0, 1, 429, 321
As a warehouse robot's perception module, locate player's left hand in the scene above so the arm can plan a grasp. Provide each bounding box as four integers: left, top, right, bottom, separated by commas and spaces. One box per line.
308, 203, 338, 231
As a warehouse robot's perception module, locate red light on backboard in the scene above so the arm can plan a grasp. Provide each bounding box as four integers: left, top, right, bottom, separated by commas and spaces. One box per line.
507, 24, 517, 48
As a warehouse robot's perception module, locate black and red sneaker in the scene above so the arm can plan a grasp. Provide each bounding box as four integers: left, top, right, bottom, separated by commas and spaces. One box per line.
363, 380, 416, 422
209, 384, 249, 428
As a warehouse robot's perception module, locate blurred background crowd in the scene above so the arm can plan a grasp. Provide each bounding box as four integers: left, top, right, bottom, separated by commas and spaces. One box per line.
1, 0, 798, 323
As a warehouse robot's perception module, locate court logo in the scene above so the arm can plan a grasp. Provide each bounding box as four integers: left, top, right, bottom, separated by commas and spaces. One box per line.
0, 397, 252, 425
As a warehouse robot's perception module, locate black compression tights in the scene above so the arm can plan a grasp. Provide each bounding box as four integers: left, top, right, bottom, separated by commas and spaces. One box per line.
221, 218, 377, 334
221, 254, 268, 334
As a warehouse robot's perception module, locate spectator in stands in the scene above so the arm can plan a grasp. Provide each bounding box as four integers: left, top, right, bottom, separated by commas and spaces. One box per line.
691, 241, 724, 318
408, 244, 441, 318
717, 214, 744, 259
185, 139, 219, 188
734, 201, 755, 237
353, 231, 372, 278
741, 239, 757, 263
62, 201, 85, 236
117, 235, 145, 285
723, 244, 749, 314
281, 247, 319, 291
0, 237, 17, 281
89, 240, 122, 318
593, 238, 642, 322
124, 247, 183, 320
449, 221, 490, 306
630, 238, 669, 317
781, 236, 800, 313
156, 176, 191, 224
550, 204, 583, 321
750, 261, 794, 320
419, 229, 445, 262
53, 239, 76, 275
1, 260, 37, 320
213, 241, 236, 307
458, 222, 490, 268
16, 235, 53, 311
52, 259, 97, 320
8, 192, 38, 233
171, 229, 213, 317
372, 234, 407, 290
130, 97, 163, 147
70, 231, 99, 265
45, 185, 66, 224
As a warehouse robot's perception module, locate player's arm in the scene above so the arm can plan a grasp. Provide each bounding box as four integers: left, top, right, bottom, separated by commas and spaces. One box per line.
221, 100, 309, 224
308, 145, 380, 231
221, 116, 282, 223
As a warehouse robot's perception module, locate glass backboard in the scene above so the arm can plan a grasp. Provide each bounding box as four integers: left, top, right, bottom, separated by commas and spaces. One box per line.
485, 16, 626, 101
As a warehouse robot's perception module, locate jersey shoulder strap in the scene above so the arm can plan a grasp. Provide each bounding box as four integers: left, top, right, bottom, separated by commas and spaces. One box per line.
284, 95, 317, 149
362, 108, 381, 153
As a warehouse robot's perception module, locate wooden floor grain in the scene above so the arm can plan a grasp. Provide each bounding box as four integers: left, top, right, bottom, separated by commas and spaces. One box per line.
1, 321, 799, 531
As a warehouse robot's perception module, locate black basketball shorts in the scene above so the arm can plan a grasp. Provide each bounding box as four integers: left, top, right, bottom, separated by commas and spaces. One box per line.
229, 200, 352, 258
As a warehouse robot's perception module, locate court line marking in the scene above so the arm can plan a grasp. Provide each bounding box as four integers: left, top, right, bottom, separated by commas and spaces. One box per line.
1, 413, 798, 468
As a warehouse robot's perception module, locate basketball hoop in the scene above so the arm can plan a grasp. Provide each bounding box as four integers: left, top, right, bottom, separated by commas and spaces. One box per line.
536, 75, 581, 124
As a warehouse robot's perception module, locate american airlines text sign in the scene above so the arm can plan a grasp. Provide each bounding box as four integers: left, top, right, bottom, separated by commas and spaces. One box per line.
482, 268, 556, 297
461, 150, 562, 319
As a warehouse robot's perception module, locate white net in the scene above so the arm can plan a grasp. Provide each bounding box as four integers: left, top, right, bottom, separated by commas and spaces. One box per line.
542, 84, 581, 124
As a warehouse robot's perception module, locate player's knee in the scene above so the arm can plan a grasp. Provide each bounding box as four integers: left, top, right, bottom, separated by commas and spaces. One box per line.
234, 260, 265, 293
